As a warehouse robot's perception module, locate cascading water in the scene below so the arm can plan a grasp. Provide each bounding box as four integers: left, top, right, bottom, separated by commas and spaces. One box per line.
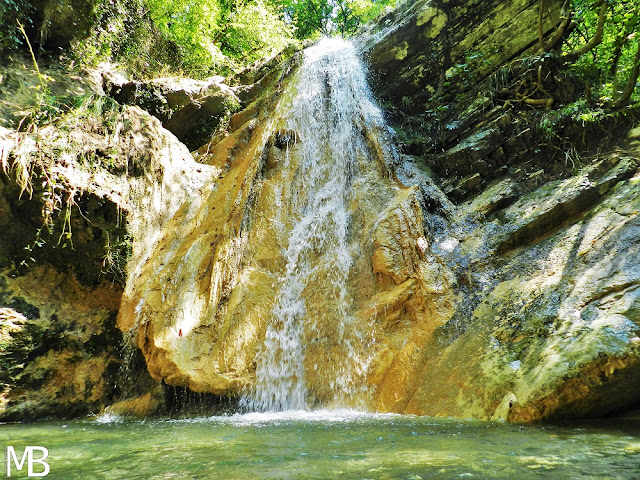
120, 34, 410, 412
242, 38, 395, 412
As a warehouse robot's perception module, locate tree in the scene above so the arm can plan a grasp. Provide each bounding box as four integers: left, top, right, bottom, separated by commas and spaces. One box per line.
280, 0, 333, 39
145, 0, 225, 72
613, 37, 640, 108
144, 0, 296, 73
538, 0, 640, 108
220, 0, 295, 62
280, 0, 396, 40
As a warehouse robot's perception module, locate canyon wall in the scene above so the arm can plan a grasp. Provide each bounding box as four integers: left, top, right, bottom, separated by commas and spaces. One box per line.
1, 0, 639, 421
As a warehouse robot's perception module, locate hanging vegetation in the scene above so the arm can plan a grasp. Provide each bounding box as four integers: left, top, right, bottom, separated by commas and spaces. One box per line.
0, 0, 399, 78
541, 0, 640, 108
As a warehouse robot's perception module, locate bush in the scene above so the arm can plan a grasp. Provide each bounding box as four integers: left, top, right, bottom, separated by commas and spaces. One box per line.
0, 0, 34, 54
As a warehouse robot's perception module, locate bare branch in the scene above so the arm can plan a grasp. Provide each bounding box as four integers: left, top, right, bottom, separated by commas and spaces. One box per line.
613, 40, 640, 109
563, 2, 608, 62
539, 0, 572, 52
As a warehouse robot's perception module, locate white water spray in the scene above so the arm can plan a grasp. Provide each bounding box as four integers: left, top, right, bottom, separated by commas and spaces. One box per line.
243, 38, 393, 412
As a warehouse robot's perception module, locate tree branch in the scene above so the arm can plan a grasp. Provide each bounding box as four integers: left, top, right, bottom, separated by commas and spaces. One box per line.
538, 0, 545, 52
563, 2, 607, 62
609, 13, 639, 75
613, 39, 640, 109
539, 0, 572, 52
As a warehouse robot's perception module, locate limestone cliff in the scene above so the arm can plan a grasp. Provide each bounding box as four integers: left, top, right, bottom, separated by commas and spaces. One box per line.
1, 0, 639, 422
0, 58, 215, 419
361, 0, 640, 420
115, 0, 640, 421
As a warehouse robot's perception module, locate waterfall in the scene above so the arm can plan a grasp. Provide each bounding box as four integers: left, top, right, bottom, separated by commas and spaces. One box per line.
119, 35, 402, 413
242, 38, 393, 412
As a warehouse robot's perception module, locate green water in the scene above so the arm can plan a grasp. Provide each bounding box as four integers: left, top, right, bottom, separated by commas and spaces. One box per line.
1, 410, 639, 479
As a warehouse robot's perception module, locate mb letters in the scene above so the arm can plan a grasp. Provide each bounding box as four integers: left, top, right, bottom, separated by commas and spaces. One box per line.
5, 447, 50, 477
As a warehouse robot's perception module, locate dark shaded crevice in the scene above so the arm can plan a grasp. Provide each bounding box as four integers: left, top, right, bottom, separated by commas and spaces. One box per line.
162, 383, 239, 416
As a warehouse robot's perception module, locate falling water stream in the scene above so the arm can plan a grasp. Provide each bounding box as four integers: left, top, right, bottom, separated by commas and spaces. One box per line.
243, 38, 389, 411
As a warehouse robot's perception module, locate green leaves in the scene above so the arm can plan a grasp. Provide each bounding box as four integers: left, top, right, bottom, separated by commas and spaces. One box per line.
2, 0, 399, 79
145, 0, 224, 74
220, 0, 295, 62
0, 0, 32, 52
144, 0, 296, 74
564, 0, 640, 106
282, 0, 397, 39
140, 0, 399, 76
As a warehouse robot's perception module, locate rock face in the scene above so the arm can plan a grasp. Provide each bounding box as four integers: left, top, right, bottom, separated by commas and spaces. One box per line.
0, 58, 215, 419
357, 0, 640, 420
362, 0, 561, 112
2, 0, 639, 423
402, 155, 640, 421
103, 73, 241, 151
117, 0, 640, 421
115, 50, 305, 396
0, 268, 122, 420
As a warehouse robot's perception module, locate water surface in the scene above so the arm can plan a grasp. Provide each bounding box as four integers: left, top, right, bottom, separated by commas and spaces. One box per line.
2, 410, 639, 479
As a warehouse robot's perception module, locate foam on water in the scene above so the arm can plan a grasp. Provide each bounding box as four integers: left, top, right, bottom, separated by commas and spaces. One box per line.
94, 412, 124, 424
214, 409, 404, 425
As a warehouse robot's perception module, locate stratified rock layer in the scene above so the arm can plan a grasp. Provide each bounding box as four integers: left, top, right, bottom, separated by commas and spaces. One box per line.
2, 0, 639, 422
118, 0, 640, 421
357, 0, 640, 421
403, 155, 640, 421
363, 0, 561, 111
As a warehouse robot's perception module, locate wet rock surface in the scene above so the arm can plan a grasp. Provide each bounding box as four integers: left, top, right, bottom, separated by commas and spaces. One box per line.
1, 0, 640, 423
0, 268, 122, 420
348, 0, 640, 421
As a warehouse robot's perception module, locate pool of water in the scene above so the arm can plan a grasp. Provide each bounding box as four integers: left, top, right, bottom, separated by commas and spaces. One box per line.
1, 410, 639, 479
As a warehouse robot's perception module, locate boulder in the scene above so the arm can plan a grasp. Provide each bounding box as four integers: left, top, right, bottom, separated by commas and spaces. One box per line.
104, 73, 241, 151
